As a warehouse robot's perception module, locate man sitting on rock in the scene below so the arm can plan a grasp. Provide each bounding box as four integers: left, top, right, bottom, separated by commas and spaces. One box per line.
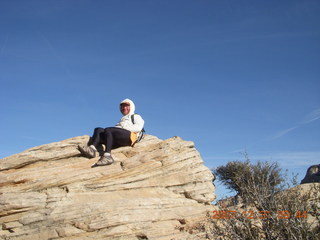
78, 98, 145, 167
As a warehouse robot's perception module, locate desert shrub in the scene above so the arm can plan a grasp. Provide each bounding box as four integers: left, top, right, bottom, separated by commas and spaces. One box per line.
213, 154, 284, 205
210, 155, 320, 240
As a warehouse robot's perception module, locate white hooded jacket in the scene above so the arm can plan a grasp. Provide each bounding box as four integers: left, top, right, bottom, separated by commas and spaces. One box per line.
115, 99, 144, 133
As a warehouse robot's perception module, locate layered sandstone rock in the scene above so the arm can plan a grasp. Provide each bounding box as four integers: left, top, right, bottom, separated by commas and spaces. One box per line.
0, 135, 216, 240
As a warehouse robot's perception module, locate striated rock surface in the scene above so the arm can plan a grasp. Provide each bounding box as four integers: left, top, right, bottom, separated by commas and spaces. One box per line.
0, 135, 216, 240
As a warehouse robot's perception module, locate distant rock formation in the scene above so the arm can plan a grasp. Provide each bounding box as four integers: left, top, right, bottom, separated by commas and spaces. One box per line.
0, 135, 216, 240
301, 164, 320, 184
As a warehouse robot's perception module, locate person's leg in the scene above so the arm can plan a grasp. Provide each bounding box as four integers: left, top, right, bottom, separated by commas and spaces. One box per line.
90, 127, 105, 147
78, 127, 104, 158
92, 127, 131, 167
103, 127, 131, 153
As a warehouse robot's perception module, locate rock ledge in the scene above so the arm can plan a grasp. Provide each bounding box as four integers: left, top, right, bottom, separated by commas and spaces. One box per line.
0, 135, 215, 240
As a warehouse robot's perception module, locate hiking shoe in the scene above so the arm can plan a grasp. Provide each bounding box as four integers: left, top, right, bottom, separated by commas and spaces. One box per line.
91, 155, 114, 167
77, 145, 96, 158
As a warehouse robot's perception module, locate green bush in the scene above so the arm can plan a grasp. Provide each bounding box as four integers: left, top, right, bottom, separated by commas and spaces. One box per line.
213, 155, 284, 205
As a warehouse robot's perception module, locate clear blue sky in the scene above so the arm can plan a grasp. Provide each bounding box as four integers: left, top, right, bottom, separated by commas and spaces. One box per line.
1, 0, 319, 200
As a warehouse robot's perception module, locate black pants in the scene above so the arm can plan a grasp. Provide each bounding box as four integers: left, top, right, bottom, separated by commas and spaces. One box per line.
90, 127, 132, 153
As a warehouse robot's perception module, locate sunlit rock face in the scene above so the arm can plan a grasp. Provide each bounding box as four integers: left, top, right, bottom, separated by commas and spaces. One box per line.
0, 135, 215, 240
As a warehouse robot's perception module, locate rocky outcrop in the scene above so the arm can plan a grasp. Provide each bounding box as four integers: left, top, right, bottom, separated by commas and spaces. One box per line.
0, 135, 216, 240
301, 164, 320, 184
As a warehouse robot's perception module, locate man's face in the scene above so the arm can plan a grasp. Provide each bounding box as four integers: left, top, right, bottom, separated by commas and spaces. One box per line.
120, 103, 130, 115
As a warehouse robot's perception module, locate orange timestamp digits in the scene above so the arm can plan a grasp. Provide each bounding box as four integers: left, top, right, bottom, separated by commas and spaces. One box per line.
277, 210, 308, 219
212, 210, 308, 220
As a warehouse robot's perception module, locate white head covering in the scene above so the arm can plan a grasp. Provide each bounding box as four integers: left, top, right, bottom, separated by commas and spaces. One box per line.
120, 98, 135, 115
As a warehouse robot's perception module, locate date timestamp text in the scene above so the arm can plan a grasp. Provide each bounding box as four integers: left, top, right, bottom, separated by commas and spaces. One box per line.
212, 210, 308, 220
